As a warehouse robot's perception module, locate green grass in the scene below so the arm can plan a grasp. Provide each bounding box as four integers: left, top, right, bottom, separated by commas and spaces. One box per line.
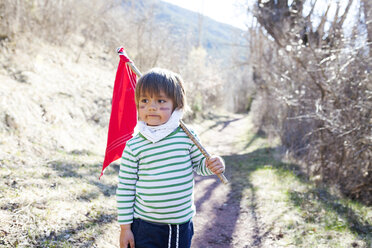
222, 131, 372, 247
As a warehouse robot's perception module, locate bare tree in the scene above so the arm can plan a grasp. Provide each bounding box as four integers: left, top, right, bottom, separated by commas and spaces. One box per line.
362, 0, 372, 53
249, 0, 371, 204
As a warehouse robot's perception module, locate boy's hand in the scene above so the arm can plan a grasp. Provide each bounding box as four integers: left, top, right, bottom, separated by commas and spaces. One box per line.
206, 156, 225, 175
120, 224, 135, 248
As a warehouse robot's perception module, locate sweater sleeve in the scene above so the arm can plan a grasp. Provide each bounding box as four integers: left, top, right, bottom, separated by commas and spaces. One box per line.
189, 130, 214, 176
116, 144, 138, 225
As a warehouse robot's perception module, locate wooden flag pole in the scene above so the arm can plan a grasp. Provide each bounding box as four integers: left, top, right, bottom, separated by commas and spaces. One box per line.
178, 119, 229, 184
125, 58, 229, 185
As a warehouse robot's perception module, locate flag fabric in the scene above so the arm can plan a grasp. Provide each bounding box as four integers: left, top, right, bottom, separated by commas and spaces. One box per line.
100, 47, 137, 179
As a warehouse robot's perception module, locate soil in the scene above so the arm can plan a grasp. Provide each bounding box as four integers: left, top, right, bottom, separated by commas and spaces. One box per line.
188, 113, 261, 248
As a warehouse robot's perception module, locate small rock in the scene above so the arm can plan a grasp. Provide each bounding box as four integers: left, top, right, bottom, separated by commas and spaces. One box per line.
5, 113, 18, 130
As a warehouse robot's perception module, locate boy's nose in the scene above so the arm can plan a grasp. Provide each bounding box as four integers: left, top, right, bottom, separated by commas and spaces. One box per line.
148, 101, 158, 110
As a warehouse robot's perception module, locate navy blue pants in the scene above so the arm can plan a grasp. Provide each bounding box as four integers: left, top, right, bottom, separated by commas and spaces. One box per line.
131, 218, 194, 248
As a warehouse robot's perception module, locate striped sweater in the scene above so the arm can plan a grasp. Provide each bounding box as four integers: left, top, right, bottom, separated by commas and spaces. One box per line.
117, 126, 213, 225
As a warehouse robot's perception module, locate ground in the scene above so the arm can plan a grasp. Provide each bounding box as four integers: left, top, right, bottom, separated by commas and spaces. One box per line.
190, 113, 256, 248
1, 111, 371, 247
190, 112, 274, 248
188, 113, 372, 248
0, 63, 371, 248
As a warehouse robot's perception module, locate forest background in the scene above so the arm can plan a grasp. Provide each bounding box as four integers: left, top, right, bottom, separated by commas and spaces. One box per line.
0, 0, 371, 247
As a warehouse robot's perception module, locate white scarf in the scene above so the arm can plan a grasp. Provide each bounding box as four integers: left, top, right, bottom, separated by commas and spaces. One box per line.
137, 109, 183, 143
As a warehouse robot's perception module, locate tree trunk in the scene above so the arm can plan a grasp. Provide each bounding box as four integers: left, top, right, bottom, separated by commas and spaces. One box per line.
362, 0, 372, 54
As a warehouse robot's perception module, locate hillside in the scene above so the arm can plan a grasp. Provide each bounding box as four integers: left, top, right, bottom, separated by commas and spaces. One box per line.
123, 0, 246, 61
0, 0, 246, 166
0, 0, 247, 174
0, 40, 115, 167
156, 1, 245, 59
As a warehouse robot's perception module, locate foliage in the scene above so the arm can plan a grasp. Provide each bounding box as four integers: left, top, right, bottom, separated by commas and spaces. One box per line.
0, 0, 252, 115
248, 0, 371, 204
182, 46, 225, 115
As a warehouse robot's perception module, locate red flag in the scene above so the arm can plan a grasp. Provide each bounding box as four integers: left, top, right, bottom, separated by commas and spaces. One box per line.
100, 47, 137, 179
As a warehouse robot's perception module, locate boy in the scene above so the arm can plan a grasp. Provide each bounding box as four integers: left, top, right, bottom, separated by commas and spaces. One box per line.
117, 68, 225, 248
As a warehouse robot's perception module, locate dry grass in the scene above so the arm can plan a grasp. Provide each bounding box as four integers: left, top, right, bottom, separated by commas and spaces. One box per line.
0, 39, 121, 247
0, 151, 120, 247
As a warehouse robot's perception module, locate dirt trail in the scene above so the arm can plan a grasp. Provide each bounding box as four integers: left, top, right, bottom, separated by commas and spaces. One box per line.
188, 113, 259, 248
2, 109, 370, 247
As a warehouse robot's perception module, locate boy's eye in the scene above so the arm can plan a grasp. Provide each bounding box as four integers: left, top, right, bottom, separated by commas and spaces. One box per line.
141, 99, 148, 103
158, 100, 166, 103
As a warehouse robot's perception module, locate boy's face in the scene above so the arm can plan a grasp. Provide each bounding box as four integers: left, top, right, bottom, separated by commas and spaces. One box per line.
138, 91, 174, 126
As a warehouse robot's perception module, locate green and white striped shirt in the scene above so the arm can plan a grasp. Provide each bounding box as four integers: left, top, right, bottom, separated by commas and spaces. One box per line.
117, 126, 213, 225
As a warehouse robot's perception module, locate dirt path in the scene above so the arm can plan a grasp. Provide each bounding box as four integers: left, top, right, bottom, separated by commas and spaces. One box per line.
186, 113, 372, 248
188, 113, 260, 248
2, 110, 370, 247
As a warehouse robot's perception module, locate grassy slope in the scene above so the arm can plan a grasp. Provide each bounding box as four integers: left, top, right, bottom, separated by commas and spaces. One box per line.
0, 40, 121, 247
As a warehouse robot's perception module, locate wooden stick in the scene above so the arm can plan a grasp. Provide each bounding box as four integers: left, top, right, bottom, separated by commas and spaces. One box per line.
179, 120, 229, 184
127, 62, 142, 79
124, 58, 228, 184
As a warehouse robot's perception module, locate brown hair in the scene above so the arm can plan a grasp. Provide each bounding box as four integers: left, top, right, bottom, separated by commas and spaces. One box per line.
135, 68, 187, 111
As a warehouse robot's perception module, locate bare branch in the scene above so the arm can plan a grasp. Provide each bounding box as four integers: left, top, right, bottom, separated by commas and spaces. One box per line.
339, 0, 354, 27
330, 2, 341, 33
305, 0, 318, 20
316, 3, 331, 39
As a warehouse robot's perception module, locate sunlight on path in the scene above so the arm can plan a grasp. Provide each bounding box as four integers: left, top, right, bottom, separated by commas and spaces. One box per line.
192, 176, 231, 247
188, 113, 371, 248
190, 113, 262, 247
188, 113, 254, 156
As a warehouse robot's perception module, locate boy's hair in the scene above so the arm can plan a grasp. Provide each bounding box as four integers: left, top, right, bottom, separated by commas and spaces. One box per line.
135, 68, 187, 111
